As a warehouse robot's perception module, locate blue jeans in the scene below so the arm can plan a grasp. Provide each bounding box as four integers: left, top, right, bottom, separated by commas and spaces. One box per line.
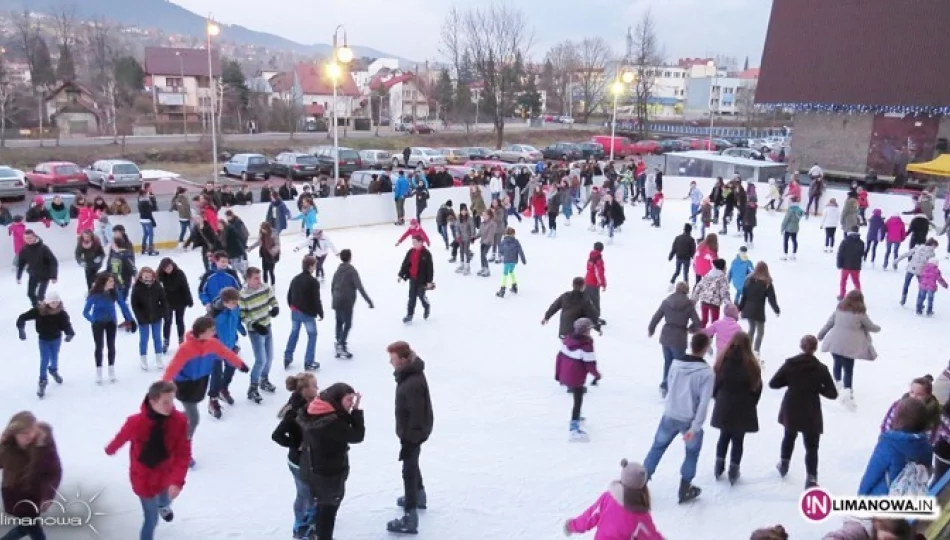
289, 461, 315, 535
690, 203, 700, 224
865, 238, 879, 261
208, 359, 236, 398
670, 258, 690, 285
38, 338, 61, 380
138, 321, 163, 355
884, 241, 900, 266
532, 215, 544, 231
901, 272, 917, 303
831, 353, 855, 389
0, 525, 45, 540
284, 311, 317, 367
249, 330, 273, 385
917, 289, 936, 314
139, 490, 171, 540
141, 222, 154, 249
178, 220, 189, 242
652, 205, 661, 227
733, 289, 742, 304
643, 415, 704, 483
660, 346, 685, 388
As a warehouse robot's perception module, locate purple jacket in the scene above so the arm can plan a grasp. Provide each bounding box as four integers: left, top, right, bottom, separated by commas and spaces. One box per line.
865, 210, 885, 242
555, 333, 600, 388
918, 262, 948, 292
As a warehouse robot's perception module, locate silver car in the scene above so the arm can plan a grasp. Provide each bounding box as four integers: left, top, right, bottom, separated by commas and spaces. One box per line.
86, 159, 143, 192
495, 144, 543, 163
0, 166, 26, 200
359, 150, 391, 169
393, 147, 447, 168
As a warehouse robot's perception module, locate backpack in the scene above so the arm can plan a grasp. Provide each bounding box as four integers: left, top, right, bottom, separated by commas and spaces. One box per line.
888, 461, 931, 496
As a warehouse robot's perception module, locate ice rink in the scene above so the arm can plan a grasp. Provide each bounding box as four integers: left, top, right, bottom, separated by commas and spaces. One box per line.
0, 191, 939, 539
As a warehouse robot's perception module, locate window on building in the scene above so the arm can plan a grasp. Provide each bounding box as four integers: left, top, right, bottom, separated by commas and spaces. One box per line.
664, 71, 671, 78
196, 76, 210, 88
167, 77, 183, 88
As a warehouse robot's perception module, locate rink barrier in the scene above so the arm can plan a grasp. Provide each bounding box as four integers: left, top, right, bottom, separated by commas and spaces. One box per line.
0, 177, 928, 268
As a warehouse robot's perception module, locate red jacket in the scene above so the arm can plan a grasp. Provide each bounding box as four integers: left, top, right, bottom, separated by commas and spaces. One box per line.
105, 399, 191, 498
530, 192, 547, 216
585, 250, 606, 288
857, 190, 869, 209
202, 205, 219, 233
396, 221, 430, 246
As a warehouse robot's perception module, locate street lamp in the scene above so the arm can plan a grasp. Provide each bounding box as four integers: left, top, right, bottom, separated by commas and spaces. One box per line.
328, 25, 353, 182
706, 60, 718, 151
608, 69, 636, 162
175, 51, 187, 141
207, 16, 220, 183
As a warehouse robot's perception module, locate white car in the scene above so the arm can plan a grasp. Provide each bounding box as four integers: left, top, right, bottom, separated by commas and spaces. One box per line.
495, 144, 543, 163
0, 166, 26, 200
393, 147, 447, 168
558, 116, 575, 124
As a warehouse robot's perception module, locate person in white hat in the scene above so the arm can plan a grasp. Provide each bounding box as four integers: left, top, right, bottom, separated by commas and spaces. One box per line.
16, 290, 76, 398
564, 459, 663, 538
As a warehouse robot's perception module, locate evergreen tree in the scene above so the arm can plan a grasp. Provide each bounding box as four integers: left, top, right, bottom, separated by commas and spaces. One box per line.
539, 60, 556, 111
434, 68, 454, 118
113, 55, 144, 107
221, 58, 249, 111
518, 75, 542, 117
458, 50, 475, 84
55, 44, 75, 82
30, 36, 55, 88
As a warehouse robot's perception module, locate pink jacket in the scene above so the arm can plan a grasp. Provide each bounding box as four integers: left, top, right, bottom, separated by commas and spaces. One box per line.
885, 216, 906, 243
702, 316, 742, 352
8, 222, 25, 254
76, 207, 98, 235
918, 262, 948, 292
568, 486, 664, 540
693, 243, 716, 277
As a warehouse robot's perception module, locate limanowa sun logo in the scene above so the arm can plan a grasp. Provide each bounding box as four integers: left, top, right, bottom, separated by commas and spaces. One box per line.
1, 486, 108, 536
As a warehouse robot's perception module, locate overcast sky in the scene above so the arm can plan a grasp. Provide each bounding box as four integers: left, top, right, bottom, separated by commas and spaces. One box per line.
170, 0, 772, 66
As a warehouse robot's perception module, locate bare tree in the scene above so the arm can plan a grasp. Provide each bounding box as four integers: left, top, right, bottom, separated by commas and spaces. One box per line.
444, 3, 532, 148
53, 4, 78, 81
0, 58, 17, 149
544, 41, 578, 115
85, 18, 115, 84
439, 8, 470, 132
12, 10, 40, 86
573, 38, 612, 122
629, 9, 664, 137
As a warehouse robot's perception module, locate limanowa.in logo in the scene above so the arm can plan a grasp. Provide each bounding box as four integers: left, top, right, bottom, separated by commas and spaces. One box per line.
800, 487, 940, 522
1, 486, 107, 536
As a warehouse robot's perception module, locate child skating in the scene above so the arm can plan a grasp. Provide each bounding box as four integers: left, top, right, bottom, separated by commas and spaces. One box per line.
496, 227, 526, 298
563, 459, 663, 538
820, 198, 840, 253
916, 257, 948, 316
529, 188, 547, 234
555, 318, 600, 441
16, 291, 75, 398
728, 247, 753, 304
477, 209, 497, 277
865, 209, 885, 263
451, 205, 476, 275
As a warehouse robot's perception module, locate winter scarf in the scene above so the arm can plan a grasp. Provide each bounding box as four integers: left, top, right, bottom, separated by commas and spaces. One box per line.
138, 399, 169, 469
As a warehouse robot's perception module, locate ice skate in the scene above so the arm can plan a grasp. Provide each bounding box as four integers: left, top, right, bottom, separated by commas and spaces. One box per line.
448, 256, 456, 264
496, 287, 506, 298
462, 263, 471, 276
49, 370, 62, 384
403, 315, 413, 324
841, 388, 857, 411
714, 458, 725, 480
668, 283, 675, 292
511, 283, 518, 294
455, 263, 464, 273
96, 367, 103, 385
108, 366, 117, 383
155, 353, 164, 370
219, 388, 235, 405
423, 304, 431, 320
140, 355, 149, 371
530, 228, 539, 234
569, 420, 589, 442
728, 463, 741, 485
396, 489, 428, 510
805, 475, 819, 489
158, 505, 174, 523
587, 225, 596, 231
208, 398, 222, 419
790, 254, 797, 260
247, 384, 263, 404
386, 510, 419, 534
340, 344, 353, 359
260, 377, 277, 393
677, 479, 701, 503
37, 379, 47, 398
162, 339, 169, 354
780, 255, 788, 261
304, 361, 320, 371
776, 459, 789, 478
335, 342, 344, 358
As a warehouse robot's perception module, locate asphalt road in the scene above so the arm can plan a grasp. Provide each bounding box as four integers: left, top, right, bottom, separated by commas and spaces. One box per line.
5, 122, 597, 149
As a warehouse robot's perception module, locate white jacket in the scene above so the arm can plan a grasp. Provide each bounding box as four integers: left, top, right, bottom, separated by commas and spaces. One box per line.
297, 233, 338, 257
820, 205, 840, 228
488, 176, 502, 194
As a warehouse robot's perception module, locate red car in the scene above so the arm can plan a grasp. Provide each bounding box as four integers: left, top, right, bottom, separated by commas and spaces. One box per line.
680, 137, 714, 151
630, 139, 663, 155
409, 124, 434, 134
25, 161, 88, 191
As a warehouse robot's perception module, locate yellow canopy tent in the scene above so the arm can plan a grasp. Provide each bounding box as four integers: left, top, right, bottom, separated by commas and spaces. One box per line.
906, 154, 950, 177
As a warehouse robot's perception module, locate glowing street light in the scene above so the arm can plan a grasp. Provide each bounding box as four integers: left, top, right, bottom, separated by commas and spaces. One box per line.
329, 25, 353, 182
609, 69, 636, 162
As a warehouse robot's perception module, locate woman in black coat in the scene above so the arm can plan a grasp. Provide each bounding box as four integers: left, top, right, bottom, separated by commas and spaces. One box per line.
130, 267, 168, 369
769, 334, 839, 489
158, 258, 193, 351
711, 332, 762, 484
272, 373, 319, 539
298, 382, 365, 540
737, 262, 780, 358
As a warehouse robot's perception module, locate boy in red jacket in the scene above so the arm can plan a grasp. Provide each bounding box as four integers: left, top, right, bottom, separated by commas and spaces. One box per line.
530, 189, 548, 234
106, 380, 191, 540
651, 189, 664, 227
395, 218, 430, 247
584, 242, 607, 326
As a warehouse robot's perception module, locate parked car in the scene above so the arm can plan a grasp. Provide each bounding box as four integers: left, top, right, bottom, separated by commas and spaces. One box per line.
392, 147, 447, 168
576, 142, 605, 160
270, 152, 321, 180
679, 137, 714, 151
591, 135, 633, 158
347, 170, 381, 194
496, 144, 543, 163
460, 147, 498, 160
309, 146, 362, 177
438, 148, 469, 165
711, 138, 734, 151
722, 147, 766, 160
542, 142, 584, 161
25, 161, 87, 191
0, 166, 26, 200
408, 124, 434, 134
630, 139, 663, 155
558, 116, 575, 124
85, 160, 143, 192
221, 154, 269, 181
659, 139, 688, 153
747, 138, 769, 152
358, 149, 391, 169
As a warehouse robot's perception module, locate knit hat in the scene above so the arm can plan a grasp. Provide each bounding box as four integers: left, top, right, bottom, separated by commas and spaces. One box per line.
618, 459, 648, 490
724, 303, 739, 320
573, 318, 594, 334
44, 291, 61, 304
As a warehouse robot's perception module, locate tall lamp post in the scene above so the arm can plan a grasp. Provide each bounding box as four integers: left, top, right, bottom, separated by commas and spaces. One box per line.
326, 25, 353, 182
206, 16, 220, 183
706, 60, 718, 151
175, 51, 187, 141
608, 69, 636, 162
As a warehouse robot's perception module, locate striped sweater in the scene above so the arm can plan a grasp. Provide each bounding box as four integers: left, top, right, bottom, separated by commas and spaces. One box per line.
239, 283, 278, 327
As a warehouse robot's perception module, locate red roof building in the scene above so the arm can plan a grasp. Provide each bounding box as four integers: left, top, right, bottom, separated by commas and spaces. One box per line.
144, 47, 221, 77
270, 62, 360, 98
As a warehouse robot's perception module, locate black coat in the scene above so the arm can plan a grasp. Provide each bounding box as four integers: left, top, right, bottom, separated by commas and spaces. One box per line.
395, 358, 434, 444
669, 233, 696, 261
287, 271, 324, 318
158, 267, 193, 310
17, 240, 58, 280
909, 216, 930, 244
543, 290, 600, 337
298, 405, 365, 500
271, 392, 308, 466
769, 353, 838, 434
16, 306, 75, 341
710, 350, 762, 434
738, 277, 779, 321
130, 281, 168, 324
398, 248, 434, 285
837, 234, 865, 271
743, 205, 757, 229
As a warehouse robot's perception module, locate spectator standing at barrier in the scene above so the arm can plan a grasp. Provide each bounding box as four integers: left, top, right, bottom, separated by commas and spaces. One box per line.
394, 171, 410, 226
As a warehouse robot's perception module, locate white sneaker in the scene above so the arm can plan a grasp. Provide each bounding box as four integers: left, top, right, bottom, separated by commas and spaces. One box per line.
96, 367, 103, 385
569, 429, 590, 442
140, 355, 149, 371
155, 354, 164, 370
108, 366, 117, 383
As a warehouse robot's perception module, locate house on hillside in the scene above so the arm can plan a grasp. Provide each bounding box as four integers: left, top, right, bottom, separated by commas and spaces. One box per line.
45, 81, 103, 136
366, 70, 430, 125
268, 62, 363, 128
143, 46, 221, 128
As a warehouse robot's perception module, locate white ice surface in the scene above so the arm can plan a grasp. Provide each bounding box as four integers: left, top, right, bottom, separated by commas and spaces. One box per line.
0, 196, 939, 539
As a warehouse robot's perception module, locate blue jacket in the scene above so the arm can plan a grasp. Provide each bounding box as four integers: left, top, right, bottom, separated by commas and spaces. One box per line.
866, 211, 885, 243
163, 332, 245, 403
394, 175, 410, 200
83, 291, 133, 323
292, 206, 318, 230
858, 430, 933, 496
210, 297, 246, 349
728, 255, 754, 291
267, 200, 291, 232
198, 268, 242, 305
498, 236, 526, 264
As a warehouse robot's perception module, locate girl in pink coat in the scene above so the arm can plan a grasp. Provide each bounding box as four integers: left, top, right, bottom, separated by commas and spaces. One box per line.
702, 303, 742, 353
565, 459, 663, 540
692, 233, 719, 284
883, 215, 906, 268
76, 203, 99, 235
917, 258, 948, 315
8, 215, 25, 266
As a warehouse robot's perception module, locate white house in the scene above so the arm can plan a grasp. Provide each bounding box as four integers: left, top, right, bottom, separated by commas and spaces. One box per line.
269, 62, 363, 125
